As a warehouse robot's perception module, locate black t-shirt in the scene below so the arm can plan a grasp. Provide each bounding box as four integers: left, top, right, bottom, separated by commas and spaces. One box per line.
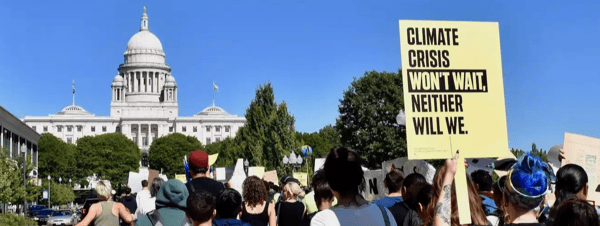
275, 201, 305, 226
503, 223, 543, 226
186, 177, 226, 198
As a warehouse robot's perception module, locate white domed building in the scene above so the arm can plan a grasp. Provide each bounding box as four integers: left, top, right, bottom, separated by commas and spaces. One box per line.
23, 8, 246, 153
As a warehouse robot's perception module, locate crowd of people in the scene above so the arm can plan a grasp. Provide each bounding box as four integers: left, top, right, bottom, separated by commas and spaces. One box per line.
73, 148, 599, 226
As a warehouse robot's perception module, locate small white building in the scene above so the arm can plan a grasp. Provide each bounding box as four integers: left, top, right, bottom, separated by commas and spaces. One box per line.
22, 7, 246, 153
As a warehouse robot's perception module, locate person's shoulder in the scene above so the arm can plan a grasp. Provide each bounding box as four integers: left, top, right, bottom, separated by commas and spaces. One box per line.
311, 209, 339, 226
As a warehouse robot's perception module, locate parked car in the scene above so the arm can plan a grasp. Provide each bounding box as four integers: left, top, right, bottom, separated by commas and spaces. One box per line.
47, 210, 77, 226
28, 205, 47, 218
35, 209, 56, 225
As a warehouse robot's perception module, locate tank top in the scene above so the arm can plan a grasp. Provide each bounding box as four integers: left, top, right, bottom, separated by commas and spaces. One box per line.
94, 201, 119, 226
241, 201, 270, 226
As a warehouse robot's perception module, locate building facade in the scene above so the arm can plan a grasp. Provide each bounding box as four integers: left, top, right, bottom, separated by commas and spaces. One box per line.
1, 105, 41, 178
22, 8, 246, 153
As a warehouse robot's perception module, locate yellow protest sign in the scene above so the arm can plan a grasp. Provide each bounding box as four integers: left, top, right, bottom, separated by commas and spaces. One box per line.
175, 174, 187, 183
293, 172, 308, 186
248, 167, 265, 179
399, 20, 508, 225
399, 20, 508, 160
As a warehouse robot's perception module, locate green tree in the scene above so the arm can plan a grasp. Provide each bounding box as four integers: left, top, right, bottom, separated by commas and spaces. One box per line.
235, 82, 300, 176
41, 180, 75, 205
77, 133, 141, 187
38, 133, 82, 184
0, 147, 38, 204
148, 133, 203, 178
205, 137, 241, 167
336, 70, 406, 169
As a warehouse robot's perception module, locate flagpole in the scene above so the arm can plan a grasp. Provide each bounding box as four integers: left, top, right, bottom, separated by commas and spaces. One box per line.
212, 80, 215, 107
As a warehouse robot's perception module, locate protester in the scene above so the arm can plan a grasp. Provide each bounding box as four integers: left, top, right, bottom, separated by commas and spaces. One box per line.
186, 190, 217, 226
311, 147, 397, 226
240, 176, 277, 226
546, 164, 589, 225
135, 177, 164, 219
423, 151, 488, 226
275, 181, 306, 226
75, 181, 134, 226
213, 188, 251, 226
135, 179, 191, 226
274, 175, 296, 203
388, 173, 430, 226
186, 150, 226, 198
471, 170, 499, 217
300, 169, 335, 226
120, 187, 137, 226
498, 154, 549, 226
375, 168, 405, 208
551, 199, 599, 226
489, 175, 507, 226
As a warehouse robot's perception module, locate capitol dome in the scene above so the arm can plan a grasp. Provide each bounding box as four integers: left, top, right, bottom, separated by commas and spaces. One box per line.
125, 31, 164, 55
56, 105, 93, 116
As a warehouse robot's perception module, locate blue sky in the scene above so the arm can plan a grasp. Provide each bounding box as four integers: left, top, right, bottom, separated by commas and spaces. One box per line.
1, 1, 599, 152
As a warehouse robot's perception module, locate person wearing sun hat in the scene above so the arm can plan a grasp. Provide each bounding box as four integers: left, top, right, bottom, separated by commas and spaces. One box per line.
186, 150, 226, 199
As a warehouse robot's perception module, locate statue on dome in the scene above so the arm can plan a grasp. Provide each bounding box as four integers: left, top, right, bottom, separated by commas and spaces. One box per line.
143, 6, 146, 13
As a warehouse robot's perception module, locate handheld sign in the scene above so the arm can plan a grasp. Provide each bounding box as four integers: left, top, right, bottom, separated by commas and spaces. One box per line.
184, 155, 192, 183
399, 20, 508, 224
563, 132, 600, 204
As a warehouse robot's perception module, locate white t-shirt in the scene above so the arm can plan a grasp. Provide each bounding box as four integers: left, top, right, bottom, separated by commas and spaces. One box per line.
135, 189, 156, 220
311, 203, 397, 226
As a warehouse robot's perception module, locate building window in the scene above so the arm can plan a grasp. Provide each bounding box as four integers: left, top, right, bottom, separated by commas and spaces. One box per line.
91, 126, 95, 132
67, 138, 72, 144
77, 126, 82, 132
206, 138, 211, 145
143, 137, 148, 146
182, 126, 186, 132
169, 127, 174, 132
43, 126, 48, 132
32, 126, 36, 131
216, 137, 220, 142
193, 126, 197, 132
216, 126, 221, 132
67, 126, 72, 132
57, 127, 62, 132
225, 127, 230, 133
116, 126, 121, 133
206, 126, 210, 132
102, 126, 107, 132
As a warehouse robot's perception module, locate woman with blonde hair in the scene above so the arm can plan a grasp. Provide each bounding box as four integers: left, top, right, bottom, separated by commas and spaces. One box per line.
76, 180, 134, 226
275, 180, 307, 226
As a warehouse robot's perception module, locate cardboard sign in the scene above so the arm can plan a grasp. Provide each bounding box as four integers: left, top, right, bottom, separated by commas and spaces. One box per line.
175, 174, 187, 183
263, 170, 279, 185
248, 167, 265, 179
563, 132, 600, 204
293, 172, 308, 186
382, 157, 436, 184
127, 171, 149, 193
363, 170, 386, 201
148, 169, 159, 184
314, 158, 325, 173
399, 20, 508, 224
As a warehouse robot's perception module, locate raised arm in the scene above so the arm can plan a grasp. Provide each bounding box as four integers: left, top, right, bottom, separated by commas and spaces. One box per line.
433, 152, 459, 226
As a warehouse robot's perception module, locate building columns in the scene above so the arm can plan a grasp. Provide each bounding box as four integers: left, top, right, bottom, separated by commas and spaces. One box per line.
137, 124, 141, 147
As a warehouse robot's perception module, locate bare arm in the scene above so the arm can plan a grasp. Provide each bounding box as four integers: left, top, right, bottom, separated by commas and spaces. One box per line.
117, 203, 134, 223
75, 203, 99, 226
433, 152, 459, 226
268, 201, 277, 226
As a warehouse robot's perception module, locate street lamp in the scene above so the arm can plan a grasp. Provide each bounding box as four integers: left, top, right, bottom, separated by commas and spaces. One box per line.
59, 177, 62, 184
21, 143, 27, 216
283, 152, 302, 173
244, 159, 249, 176
47, 175, 51, 209
396, 109, 406, 131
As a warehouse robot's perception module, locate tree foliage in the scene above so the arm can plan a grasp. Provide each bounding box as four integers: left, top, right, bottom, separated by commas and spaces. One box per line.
0, 147, 37, 204
336, 70, 406, 169
510, 143, 548, 161
148, 133, 203, 178
38, 133, 82, 184
41, 180, 75, 205
77, 133, 141, 187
